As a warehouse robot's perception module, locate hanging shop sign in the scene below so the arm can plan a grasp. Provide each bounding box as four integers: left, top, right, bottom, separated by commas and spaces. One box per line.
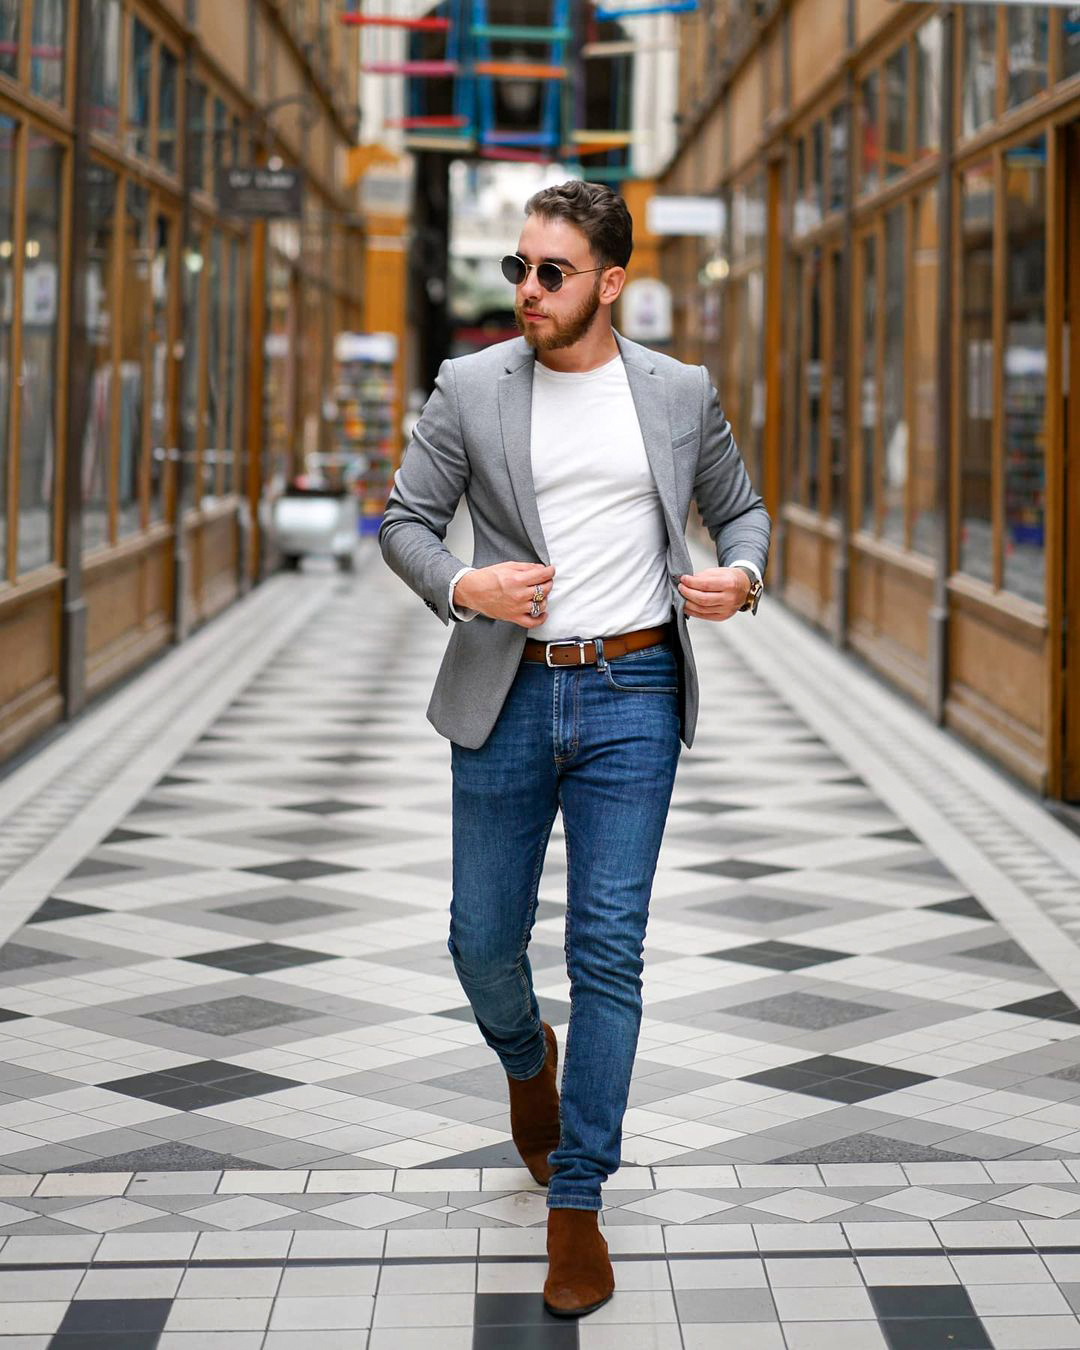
646, 195, 725, 237
217, 166, 304, 218
620, 278, 673, 342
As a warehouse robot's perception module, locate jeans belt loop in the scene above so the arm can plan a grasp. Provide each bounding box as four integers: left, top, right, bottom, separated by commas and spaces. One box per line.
594, 636, 606, 671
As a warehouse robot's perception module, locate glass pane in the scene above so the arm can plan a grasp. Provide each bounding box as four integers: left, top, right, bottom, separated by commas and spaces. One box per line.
962, 5, 997, 138
1006, 7, 1048, 109
910, 189, 940, 558
884, 44, 909, 180
149, 213, 171, 523
1063, 6, 1080, 81
213, 97, 227, 183
0, 0, 18, 82
828, 104, 847, 213
807, 247, 823, 512
915, 16, 943, 156
118, 182, 149, 538
127, 18, 152, 157
829, 248, 844, 522
958, 160, 994, 585
179, 234, 201, 512
158, 45, 178, 172
788, 253, 803, 501
30, 0, 67, 104
0, 116, 14, 580
88, 0, 120, 136
17, 130, 62, 575
1002, 136, 1046, 605
859, 234, 877, 533
225, 236, 241, 494
809, 119, 824, 228
203, 230, 222, 505
82, 163, 118, 553
741, 269, 765, 494
881, 205, 907, 546
189, 82, 205, 190
860, 72, 880, 195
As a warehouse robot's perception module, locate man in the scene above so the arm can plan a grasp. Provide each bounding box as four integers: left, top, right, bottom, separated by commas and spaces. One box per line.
380, 180, 770, 1318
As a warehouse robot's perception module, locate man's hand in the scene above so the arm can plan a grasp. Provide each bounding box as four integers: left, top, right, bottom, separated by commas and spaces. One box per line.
454, 562, 556, 629
677, 566, 750, 621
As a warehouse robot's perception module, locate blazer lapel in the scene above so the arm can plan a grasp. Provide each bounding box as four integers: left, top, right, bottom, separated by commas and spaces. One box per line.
497, 342, 550, 565
615, 331, 680, 546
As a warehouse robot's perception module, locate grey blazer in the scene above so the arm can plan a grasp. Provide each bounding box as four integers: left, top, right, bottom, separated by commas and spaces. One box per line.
379, 329, 771, 750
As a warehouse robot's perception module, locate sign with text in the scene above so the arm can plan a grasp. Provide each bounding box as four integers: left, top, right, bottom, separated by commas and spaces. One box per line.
646, 195, 725, 237
217, 166, 303, 219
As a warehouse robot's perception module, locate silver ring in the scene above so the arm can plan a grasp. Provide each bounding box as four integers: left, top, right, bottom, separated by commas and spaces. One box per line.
530, 585, 544, 618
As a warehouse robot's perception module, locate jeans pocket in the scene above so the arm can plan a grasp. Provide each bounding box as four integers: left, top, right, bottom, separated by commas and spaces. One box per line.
602, 646, 679, 694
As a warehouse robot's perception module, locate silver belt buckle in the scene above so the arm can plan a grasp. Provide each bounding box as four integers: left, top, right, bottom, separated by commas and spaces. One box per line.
545, 639, 588, 668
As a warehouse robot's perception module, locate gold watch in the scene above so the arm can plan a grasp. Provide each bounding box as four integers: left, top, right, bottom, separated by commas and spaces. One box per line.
733, 565, 764, 615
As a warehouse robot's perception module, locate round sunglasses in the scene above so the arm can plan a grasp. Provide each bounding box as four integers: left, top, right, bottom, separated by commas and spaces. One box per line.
500, 253, 607, 294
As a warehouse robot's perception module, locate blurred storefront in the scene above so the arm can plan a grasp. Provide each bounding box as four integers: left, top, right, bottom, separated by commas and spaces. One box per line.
660, 1, 1080, 800
0, 0, 364, 763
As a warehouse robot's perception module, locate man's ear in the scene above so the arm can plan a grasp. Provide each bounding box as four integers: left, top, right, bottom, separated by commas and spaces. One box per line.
600, 266, 626, 305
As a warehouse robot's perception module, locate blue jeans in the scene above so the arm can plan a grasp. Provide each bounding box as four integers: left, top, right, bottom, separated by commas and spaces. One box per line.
449, 639, 682, 1211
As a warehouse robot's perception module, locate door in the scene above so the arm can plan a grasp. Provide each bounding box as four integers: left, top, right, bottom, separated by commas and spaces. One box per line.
1064, 123, 1080, 800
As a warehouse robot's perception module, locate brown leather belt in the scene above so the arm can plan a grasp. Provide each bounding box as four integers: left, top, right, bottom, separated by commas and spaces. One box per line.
522, 623, 672, 668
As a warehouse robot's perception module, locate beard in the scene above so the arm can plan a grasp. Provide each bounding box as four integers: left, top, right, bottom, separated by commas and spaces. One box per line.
514, 277, 603, 351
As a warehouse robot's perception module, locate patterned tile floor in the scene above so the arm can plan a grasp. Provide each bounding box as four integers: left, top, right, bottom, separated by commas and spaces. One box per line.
2, 534, 1080, 1346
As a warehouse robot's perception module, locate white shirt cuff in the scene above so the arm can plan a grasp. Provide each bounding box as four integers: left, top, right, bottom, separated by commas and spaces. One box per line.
449, 566, 479, 621
728, 559, 762, 585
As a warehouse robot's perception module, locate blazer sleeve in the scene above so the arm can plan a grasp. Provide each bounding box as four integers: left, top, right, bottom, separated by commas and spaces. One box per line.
379, 359, 472, 626
692, 365, 771, 579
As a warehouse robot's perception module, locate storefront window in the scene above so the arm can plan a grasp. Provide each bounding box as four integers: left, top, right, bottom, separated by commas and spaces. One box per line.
828, 246, 844, 522
149, 212, 172, 523
884, 44, 909, 181
962, 6, 997, 138
0, 116, 13, 579
0, 0, 18, 82
158, 46, 178, 172
860, 72, 880, 194
915, 16, 942, 157
225, 236, 241, 494
809, 119, 824, 228
739, 270, 765, 493
1063, 7, 1080, 81
1002, 136, 1046, 605
82, 163, 118, 553
881, 205, 906, 545
30, 0, 66, 104
958, 160, 994, 586
127, 18, 153, 158
179, 231, 201, 511
203, 229, 222, 503
88, 0, 121, 137
787, 253, 803, 501
910, 188, 939, 558
829, 105, 847, 212
806, 247, 822, 511
859, 234, 877, 533
17, 131, 62, 574
118, 182, 149, 538
189, 81, 206, 191
1006, 7, 1048, 110
213, 97, 228, 181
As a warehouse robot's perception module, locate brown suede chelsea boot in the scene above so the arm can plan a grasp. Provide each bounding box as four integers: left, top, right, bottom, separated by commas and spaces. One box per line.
507, 1021, 561, 1185
543, 1207, 615, 1318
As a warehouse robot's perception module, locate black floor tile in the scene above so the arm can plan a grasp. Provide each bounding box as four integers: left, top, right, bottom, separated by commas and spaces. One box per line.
286, 798, 375, 814
49, 1335, 163, 1350
797, 1076, 893, 1103
999, 991, 1080, 1022
705, 940, 848, 971
880, 1317, 991, 1350
474, 1293, 571, 1326
686, 859, 795, 879
870, 1285, 977, 1319
67, 1142, 273, 1172
240, 859, 359, 881
473, 1325, 578, 1349
27, 897, 106, 924
181, 942, 335, 975
924, 896, 990, 921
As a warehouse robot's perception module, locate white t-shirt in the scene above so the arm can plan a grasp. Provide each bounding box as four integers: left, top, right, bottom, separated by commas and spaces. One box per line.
448, 351, 760, 633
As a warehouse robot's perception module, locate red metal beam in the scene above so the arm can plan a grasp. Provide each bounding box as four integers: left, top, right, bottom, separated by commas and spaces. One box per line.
340, 14, 451, 30
473, 60, 567, 80
361, 60, 459, 76
384, 115, 470, 130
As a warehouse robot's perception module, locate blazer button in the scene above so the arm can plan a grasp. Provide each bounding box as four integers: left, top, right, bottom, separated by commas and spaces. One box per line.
425, 600, 437, 612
